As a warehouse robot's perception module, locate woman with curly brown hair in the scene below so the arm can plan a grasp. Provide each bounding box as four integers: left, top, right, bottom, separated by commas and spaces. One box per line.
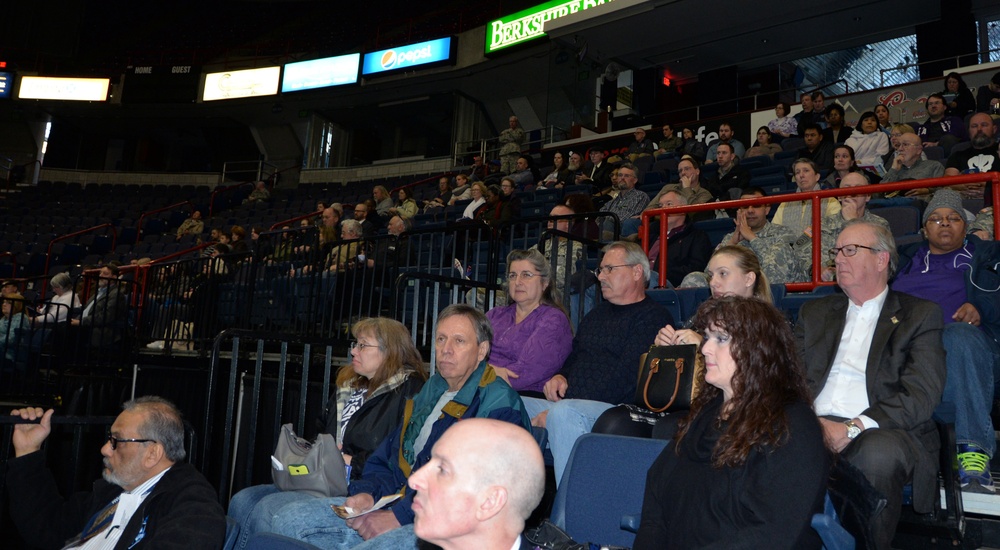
634, 296, 831, 549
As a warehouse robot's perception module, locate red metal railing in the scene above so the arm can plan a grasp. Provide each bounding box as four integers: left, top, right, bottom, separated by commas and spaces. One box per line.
641, 173, 1000, 290
42, 224, 118, 297
135, 201, 197, 245
118, 241, 217, 328
270, 211, 323, 231
389, 172, 454, 196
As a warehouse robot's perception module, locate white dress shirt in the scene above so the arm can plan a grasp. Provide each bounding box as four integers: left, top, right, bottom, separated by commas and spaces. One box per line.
813, 286, 889, 429
76, 468, 170, 550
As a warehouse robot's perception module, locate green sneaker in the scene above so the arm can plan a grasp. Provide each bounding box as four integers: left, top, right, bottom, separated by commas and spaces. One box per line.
957, 444, 995, 494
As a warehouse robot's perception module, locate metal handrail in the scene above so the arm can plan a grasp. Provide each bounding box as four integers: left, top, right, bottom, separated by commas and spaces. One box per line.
389, 172, 455, 197
42, 223, 119, 297
641, 172, 1000, 289
452, 125, 570, 166
643, 79, 850, 124
879, 48, 1000, 88
221, 159, 277, 186
117, 241, 217, 331
269, 211, 323, 231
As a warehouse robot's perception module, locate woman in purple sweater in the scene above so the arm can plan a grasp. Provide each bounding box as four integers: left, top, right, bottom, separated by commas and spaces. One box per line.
486, 249, 573, 396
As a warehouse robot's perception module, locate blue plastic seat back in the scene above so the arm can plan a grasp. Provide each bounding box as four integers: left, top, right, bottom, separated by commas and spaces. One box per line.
551, 433, 668, 548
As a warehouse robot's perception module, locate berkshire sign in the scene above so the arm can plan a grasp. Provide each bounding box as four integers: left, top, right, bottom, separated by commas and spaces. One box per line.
486, 0, 617, 54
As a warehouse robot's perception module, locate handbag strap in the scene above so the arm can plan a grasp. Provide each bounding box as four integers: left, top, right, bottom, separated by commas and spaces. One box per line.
643, 357, 683, 413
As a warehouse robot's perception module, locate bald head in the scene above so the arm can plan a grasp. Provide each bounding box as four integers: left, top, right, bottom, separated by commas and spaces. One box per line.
463, 420, 543, 519
839, 172, 868, 188
322, 207, 339, 228
549, 205, 573, 232
408, 419, 543, 550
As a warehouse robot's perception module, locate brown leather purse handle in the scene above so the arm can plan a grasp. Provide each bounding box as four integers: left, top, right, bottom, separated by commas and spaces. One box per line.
643, 357, 683, 413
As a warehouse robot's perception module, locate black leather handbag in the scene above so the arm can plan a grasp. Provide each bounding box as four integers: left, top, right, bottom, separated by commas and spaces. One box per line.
634, 344, 701, 412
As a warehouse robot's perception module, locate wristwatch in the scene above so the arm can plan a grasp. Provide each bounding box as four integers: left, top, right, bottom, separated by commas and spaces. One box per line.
844, 420, 862, 440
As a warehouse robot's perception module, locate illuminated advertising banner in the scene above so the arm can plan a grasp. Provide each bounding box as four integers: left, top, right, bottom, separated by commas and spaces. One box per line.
0, 72, 11, 99
124, 65, 200, 104
202, 66, 280, 101
18, 76, 110, 101
486, 0, 618, 54
362, 37, 453, 76
282, 53, 360, 92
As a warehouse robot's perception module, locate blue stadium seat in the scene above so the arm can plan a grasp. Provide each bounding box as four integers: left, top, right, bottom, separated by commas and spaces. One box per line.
520, 201, 550, 218
562, 184, 591, 196
692, 218, 735, 248
740, 158, 769, 171
646, 289, 682, 326
750, 174, 790, 196
534, 187, 562, 203
870, 205, 921, 238
551, 434, 668, 548
675, 287, 711, 323
780, 286, 836, 323
781, 137, 805, 152
749, 165, 785, 178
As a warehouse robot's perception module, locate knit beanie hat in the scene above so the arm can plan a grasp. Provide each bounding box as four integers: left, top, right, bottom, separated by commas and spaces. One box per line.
922, 189, 964, 224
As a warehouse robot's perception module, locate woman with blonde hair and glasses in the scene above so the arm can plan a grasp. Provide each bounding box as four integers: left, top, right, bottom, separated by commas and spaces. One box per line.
486, 249, 573, 396
228, 317, 426, 549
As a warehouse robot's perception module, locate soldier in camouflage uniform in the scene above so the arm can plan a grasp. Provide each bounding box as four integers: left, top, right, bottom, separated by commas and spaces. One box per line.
682, 187, 800, 286
175, 211, 204, 241
970, 207, 994, 240
530, 205, 584, 297
498, 116, 526, 175
793, 172, 889, 281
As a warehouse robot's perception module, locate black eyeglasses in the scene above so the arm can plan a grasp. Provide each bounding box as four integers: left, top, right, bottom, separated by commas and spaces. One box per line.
594, 264, 635, 276
107, 432, 155, 450
828, 244, 880, 261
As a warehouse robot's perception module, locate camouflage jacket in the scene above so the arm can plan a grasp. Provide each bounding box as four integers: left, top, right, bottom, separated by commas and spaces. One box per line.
793, 210, 889, 280
719, 221, 801, 284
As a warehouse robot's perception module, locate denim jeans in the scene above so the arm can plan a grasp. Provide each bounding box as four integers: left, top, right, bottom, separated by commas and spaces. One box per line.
353, 524, 418, 549
523, 397, 613, 486
620, 217, 642, 238
269, 496, 417, 549
228, 484, 315, 549
942, 322, 1000, 456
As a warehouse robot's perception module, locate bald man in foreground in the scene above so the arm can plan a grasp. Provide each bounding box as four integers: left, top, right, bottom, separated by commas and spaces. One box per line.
408, 418, 544, 550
